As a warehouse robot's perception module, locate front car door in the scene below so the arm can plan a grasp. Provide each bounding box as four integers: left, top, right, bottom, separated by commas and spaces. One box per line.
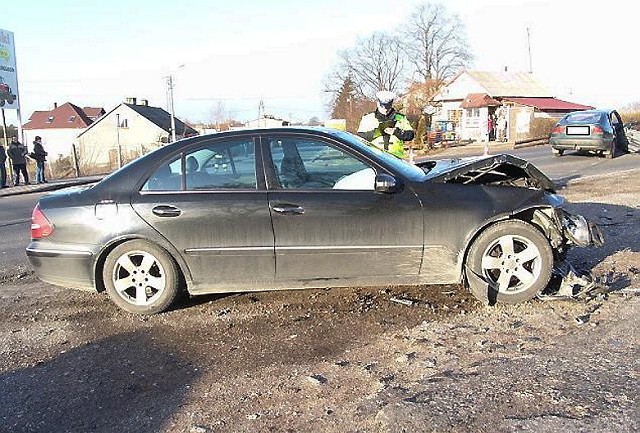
261, 132, 423, 286
131, 135, 275, 293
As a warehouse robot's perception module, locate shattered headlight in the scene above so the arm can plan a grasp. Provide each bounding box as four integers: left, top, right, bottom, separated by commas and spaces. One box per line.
561, 213, 604, 247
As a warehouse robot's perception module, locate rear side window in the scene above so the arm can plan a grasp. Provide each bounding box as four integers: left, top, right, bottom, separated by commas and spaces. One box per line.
141, 138, 257, 192
141, 157, 183, 191
185, 139, 256, 190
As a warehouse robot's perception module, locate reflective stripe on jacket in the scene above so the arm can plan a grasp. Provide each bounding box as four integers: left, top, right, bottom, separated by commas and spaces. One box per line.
357, 111, 413, 158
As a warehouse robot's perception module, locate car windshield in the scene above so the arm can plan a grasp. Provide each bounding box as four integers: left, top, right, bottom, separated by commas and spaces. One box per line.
330, 130, 428, 182
562, 112, 605, 124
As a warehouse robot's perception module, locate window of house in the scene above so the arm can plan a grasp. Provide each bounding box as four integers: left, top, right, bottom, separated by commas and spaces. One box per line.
68, 116, 76, 122
46, 116, 54, 123
474, 108, 480, 117
118, 118, 128, 128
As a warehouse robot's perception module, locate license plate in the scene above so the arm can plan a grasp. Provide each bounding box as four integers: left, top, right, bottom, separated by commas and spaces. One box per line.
566, 126, 590, 135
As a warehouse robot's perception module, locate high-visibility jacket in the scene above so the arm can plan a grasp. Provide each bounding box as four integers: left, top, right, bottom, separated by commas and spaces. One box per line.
357, 110, 414, 158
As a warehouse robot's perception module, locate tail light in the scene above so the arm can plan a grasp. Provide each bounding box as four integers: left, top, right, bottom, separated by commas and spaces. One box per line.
31, 204, 54, 239
591, 125, 603, 135
551, 126, 564, 134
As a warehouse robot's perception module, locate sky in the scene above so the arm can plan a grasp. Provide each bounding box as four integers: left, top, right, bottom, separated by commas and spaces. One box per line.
1, 0, 637, 126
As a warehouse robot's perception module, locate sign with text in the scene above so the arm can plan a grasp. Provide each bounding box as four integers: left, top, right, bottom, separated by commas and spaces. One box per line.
0, 29, 19, 110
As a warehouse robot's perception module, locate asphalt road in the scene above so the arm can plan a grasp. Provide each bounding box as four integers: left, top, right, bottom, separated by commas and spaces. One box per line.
0, 145, 637, 276
0, 192, 44, 275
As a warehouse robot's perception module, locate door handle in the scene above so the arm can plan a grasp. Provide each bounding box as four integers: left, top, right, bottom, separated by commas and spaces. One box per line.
272, 204, 305, 215
152, 205, 182, 217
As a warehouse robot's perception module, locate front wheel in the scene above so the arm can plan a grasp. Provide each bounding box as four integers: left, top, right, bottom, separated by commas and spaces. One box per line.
465, 220, 553, 305
552, 148, 564, 157
103, 240, 180, 314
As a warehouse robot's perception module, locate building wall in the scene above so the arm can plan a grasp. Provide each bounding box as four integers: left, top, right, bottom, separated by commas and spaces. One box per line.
433, 72, 487, 101
23, 128, 83, 160
75, 105, 168, 168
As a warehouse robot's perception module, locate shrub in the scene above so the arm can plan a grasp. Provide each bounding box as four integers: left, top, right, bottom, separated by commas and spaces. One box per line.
529, 117, 558, 139
620, 110, 640, 124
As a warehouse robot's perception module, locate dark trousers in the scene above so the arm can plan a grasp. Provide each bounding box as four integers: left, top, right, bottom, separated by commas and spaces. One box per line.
13, 163, 29, 185
0, 162, 6, 187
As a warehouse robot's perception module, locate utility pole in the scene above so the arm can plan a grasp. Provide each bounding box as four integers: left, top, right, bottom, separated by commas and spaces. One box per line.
1, 108, 13, 182
116, 113, 122, 168
167, 75, 177, 142
258, 99, 265, 127
526, 27, 533, 74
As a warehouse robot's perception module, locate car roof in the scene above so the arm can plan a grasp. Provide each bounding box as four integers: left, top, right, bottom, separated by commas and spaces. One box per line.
566, 109, 614, 115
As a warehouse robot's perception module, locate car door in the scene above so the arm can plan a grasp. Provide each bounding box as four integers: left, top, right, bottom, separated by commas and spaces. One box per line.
610, 110, 628, 151
261, 133, 423, 282
131, 135, 275, 292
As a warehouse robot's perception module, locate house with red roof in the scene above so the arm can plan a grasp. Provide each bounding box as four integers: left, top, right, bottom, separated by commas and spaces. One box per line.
430, 70, 592, 143
22, 102, 105, 159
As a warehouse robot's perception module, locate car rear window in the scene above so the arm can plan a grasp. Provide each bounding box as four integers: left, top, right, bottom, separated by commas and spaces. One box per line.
562, 112, 604, 124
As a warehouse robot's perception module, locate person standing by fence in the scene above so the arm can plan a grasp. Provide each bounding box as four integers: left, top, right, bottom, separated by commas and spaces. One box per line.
32, 136, 48, 184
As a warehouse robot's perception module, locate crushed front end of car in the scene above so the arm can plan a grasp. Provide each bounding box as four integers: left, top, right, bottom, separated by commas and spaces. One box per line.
417, 154, 605, 300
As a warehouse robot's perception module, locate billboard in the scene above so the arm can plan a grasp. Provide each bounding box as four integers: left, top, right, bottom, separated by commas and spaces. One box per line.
0, 29, 19, 110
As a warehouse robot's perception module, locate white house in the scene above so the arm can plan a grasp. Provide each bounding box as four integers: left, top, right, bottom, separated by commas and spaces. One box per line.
22, 102, 104, 159
430, 70, 592, 142
75, 98, 198, 171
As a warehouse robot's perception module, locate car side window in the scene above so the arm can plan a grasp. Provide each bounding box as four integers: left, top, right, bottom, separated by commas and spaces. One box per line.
185, 139, 256, 190
142, 157, 183, 191
267, 137, 375, 190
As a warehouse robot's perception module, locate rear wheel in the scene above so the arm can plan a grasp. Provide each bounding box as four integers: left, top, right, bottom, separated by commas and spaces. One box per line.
552, 148, 564, 157
465, 220, 553, 304
103, 240, 180, 314
606, 140, 616, 159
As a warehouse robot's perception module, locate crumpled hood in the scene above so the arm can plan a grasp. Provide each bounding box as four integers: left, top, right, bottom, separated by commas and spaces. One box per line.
416, 154, 556, 192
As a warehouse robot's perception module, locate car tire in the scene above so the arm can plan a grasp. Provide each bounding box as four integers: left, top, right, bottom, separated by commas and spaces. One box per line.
606, 140, 616, 159
552, 148, 564, 157
465, 220, 553, 305
103, 240, 181, 314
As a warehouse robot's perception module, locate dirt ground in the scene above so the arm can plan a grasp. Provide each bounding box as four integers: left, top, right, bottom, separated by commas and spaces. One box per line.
0, 169, 638, 433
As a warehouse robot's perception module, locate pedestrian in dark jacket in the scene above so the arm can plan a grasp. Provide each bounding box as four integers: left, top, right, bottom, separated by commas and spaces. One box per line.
32, 136, 48, 184
7, 136, 29, 186
0, 142, 7, 188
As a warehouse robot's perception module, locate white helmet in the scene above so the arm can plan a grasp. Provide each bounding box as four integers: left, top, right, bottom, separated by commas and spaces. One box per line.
376, 90, 396, 115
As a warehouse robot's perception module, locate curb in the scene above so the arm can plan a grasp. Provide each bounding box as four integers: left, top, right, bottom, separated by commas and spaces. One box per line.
0, 177, 103, 198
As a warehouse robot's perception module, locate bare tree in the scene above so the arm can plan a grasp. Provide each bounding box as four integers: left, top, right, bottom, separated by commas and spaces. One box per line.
332, 32, 407, 99
210, 101, 227, 130
402, 3, 472, 82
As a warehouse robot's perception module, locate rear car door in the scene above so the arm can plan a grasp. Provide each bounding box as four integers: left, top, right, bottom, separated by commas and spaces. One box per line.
131, 135, 275, 292
262, 133, 423, 282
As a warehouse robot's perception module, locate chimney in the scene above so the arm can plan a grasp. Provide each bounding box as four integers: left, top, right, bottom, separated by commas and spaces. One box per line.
125, 97, 137, 105
140, 99, 149, 106
504, 66, 508, 72
53, 102, 58, 109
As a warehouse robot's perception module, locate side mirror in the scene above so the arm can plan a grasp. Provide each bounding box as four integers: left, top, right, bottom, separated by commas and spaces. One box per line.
374, 173, 402, 194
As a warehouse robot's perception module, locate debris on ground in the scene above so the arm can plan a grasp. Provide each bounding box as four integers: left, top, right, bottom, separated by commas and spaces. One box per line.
390, 297, 416, 306
307, 374, 328, 385
539, 261, 600, 300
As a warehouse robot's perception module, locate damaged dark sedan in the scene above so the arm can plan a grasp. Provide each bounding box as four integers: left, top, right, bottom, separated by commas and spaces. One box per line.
27, 127, 603, 314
